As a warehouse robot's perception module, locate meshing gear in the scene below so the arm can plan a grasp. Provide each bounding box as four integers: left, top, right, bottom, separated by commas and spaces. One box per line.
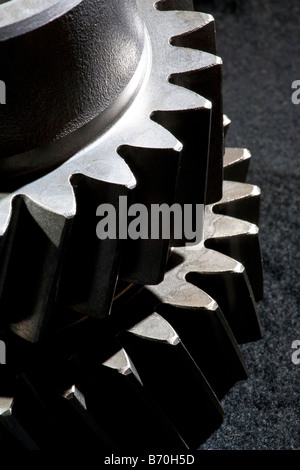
0, 0, 263, 450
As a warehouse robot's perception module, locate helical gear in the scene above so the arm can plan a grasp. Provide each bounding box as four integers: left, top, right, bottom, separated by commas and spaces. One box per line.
0, 0, 263, 450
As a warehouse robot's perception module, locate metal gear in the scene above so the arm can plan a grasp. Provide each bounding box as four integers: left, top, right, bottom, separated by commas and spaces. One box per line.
0, 0, 263, 450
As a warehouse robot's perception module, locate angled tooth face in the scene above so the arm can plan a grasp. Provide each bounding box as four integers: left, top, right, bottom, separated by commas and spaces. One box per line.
148, 273, 249, 398
213, 180, 261, 225
204, 210, 263, 301
156, 302, 249, 399
72, 349, 186, 450
0, 195, 70, 342
118, 313, 224, 449
169, 13, 217, 55
224, 147, 251, 183
57, 177, 131, 318
169, 60, 223, 204
59, 385, 116, 449
0, 397, 39, 450
153, 241, 261, 344
119, 147, 180, 284
186, 263, 262, 344
152, 104, 211, 207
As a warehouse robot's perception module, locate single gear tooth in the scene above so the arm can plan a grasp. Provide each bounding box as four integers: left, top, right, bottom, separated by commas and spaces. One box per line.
157, 303, 249, 398
169, 60, 223, 204
118, 312, 224, 449
205, 208, 257, 240
160, 241, 261, 343
223, 147, 251, 183
183, 245, 262, 343
151, 104, 211, 206
213, 180, 261, 225
0, 397, 39, 450
0, 196, 70, 342
167, 11, 216, 55
205, 211, 264, 301
57, 176, 132, 319
146, 265, 248, 398
60, 385, 116, 449
73, 349, 187, 450
118, 146, 180, 284
149, 267, 215, 309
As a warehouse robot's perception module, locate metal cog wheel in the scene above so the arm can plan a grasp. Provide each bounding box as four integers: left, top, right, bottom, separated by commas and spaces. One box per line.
0, 0, 263, 450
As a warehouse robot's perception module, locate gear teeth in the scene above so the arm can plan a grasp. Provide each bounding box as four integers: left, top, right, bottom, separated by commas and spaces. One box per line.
213, 180, 261, 225
118, 312, 224, 449
224, 147, 251, 183
0, 2, 225, 316
205, 210, 263, 301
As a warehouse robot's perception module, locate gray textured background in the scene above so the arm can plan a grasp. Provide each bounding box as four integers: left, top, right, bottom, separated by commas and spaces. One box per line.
194, 0, 300, 450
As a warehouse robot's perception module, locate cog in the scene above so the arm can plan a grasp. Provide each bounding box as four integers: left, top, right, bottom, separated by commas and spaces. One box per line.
0, 0, 263, 450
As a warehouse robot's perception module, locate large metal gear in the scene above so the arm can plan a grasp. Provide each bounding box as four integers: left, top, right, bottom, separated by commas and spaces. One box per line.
0, 0, 263, 450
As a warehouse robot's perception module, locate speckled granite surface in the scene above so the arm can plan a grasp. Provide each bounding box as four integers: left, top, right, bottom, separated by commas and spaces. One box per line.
194, 0, 300, 450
